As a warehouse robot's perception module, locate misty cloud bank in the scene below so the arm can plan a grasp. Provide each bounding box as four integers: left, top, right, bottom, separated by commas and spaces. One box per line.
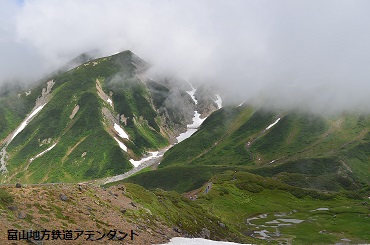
1, 0, 370, 113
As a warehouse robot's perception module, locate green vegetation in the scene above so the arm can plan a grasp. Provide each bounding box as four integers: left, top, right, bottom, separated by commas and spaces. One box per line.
1, 49, 370, 243
120, 183, 252, 243
113, 169, 370, 244
121, 105, 370, 243
156, 106, 369, 192
1, 50, 171, 183
160, 106, 256, 167
195, 171, 370, 244
0, 189, 13, 208
119, 166, 236, 193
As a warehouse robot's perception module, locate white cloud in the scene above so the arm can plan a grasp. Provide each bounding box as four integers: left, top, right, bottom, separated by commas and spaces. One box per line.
1, 0, 370, 113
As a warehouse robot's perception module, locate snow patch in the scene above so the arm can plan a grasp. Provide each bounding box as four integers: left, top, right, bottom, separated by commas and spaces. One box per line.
215, 94, 222, 109
11, 104, 46, 141
186, 89, 197, 105
266, 118, 281, 130
176, 129, 197, 143
176, 83, 207, 143
158, 237, 248, 245
114, 137, 127, 152
189, 111, 205, 129
107, 98, 113, 107
114, 123, 129, 139
30, 143, 57, 162
130, 151, 159, 167
238, 101, 246, 107
176, 107, 205, 143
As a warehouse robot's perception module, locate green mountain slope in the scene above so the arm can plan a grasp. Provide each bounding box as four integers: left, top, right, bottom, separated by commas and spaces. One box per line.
1, 50, 369, 244
0, 51, 216, 183
154, 106, 370, 191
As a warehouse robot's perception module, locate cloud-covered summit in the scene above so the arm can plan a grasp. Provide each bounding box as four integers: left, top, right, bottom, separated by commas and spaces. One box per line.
1, 0, 370, 113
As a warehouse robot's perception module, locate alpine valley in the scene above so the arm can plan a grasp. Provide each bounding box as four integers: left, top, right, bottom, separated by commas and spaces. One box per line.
0, 51, 369, 244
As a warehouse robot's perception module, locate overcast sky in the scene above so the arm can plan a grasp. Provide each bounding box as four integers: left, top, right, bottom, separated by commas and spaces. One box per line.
1, 0, 370, 113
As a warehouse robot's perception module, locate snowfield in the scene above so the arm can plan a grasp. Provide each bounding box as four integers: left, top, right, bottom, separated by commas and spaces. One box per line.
176, 84, 207, 143
129, 151, 159, 167
215, 94, 222, 109
186, 85, 198, 105
114, 137, 127, 152
189, 111, 206, 129
114, 123, 129, 139
30, 143, 57, 162
266, 118, 281, 130
11, 103, 46, 141
107, 98, 113, 107
176, 129, 197, 143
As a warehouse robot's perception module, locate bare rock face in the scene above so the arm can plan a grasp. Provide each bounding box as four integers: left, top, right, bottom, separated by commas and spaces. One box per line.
146, 78, 195, 140
36, 80, 55, 107
195, 86, 220, 118
120, 114, 128, 126
69, 105, 80, 119
102, 107, 119, 125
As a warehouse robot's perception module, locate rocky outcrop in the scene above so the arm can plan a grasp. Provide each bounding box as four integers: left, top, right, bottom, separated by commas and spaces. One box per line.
60, 194, 68, 201
36, 80, 55, 107
201, 228, 211, 239
69, 105, 80, 119
17, 211, 27, 219
195, 85, 220, 118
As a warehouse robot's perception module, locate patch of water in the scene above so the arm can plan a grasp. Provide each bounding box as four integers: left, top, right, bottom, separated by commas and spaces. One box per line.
253, 230, 270, 239
266, 220, 280, 224
274, 212, 287, 217
277, 219, 304, 224
246, 212, 306, 242
310, 207, 330, 212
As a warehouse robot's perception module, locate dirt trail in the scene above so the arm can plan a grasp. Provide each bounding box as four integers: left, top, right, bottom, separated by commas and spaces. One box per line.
61, 136, 88, 163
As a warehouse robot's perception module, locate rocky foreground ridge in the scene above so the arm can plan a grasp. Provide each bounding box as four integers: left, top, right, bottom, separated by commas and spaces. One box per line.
0, 182, 243, 245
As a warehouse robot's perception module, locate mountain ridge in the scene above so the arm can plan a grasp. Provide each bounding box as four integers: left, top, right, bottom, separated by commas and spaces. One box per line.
0, 50, 220, 184
0, 50, 369, 244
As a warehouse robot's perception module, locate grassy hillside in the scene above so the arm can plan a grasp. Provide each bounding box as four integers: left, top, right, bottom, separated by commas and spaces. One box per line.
0, 83, 41, 141
157, 106, 370, 191
195, 170, 370, 244
0, 51, 177, 183
117, 168, 370, 244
